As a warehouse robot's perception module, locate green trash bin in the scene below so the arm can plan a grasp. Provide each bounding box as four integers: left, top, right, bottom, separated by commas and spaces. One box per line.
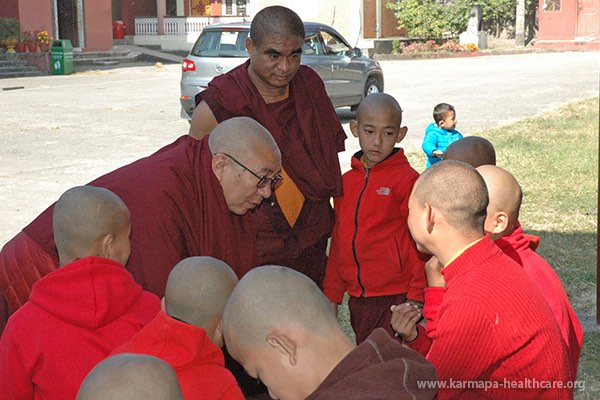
51, 39, 73, 75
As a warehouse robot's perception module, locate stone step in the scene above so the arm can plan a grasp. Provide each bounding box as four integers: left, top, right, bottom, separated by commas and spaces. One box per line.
0, 69, 43, 79
0, 65, 40, 73
73, 52, 142, 66
73, 51, 133, 59
0, 59, 29, 67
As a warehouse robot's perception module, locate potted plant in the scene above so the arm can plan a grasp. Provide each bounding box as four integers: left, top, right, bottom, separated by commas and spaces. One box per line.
23, 30, 37, 52
0, 18, 21, 53
15, 32, 26, 53
36, 30, 50, 52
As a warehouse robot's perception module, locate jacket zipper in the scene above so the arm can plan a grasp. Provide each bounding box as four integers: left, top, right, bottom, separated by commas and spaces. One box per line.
352, 168, 369, 297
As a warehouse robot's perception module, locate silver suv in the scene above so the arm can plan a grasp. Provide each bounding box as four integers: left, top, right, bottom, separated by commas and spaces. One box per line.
180, 21, 384, 119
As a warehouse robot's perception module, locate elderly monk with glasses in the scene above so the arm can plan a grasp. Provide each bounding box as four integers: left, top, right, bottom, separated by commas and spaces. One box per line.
0, 117, 281, 334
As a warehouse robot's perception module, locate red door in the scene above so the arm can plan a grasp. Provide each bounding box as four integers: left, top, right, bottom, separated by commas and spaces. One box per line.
577, 0, 599, 37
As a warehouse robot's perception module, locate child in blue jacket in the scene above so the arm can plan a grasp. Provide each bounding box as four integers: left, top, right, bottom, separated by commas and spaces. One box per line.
422, 103, 463, 168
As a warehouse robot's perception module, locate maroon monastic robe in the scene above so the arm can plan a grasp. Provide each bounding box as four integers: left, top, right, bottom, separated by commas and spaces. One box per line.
18, 136, 255, 297
197, 61, 346, 285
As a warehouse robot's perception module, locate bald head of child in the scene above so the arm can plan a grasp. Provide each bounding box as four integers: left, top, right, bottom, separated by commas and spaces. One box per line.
76, 354, 183, 400
53, 186, 131, 267
164, 256, 238, 348
443, 136, 496, 167
476, 165, 523, 241
351, 93, 408, 169
222, 265, 354, 400
408, 160, 488, 265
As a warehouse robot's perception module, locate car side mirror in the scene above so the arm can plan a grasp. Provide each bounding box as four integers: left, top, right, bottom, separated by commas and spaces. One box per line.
352, 47, 362, 57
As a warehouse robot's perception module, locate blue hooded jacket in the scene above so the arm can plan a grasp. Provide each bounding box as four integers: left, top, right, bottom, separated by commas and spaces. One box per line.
422, 122, 463, 168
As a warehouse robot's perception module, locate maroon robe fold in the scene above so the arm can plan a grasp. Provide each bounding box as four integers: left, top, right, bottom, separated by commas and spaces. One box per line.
21, 135, 255, 296
197, 61, 346, 284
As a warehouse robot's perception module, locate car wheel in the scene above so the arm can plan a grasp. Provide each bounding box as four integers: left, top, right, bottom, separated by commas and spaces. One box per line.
351, 76, 382, 111
365, 76, 382, 96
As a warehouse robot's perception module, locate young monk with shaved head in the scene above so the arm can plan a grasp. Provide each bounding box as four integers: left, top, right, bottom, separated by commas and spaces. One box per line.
0, 116, 282, 334
189, 5, 347, 288
391, 160, 573, 399
442, 135, 496, 167
477, 165, 583, 378
223, 265, 437, 400
0, 186, 160, 400
112, 256, 244, 399
77, 354, 183, 400
324, 93, 426, 344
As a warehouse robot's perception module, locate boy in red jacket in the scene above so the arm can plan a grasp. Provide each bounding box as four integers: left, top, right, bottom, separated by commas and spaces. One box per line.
477, 165, 583, 377
111, 256, 245, 399
0, 186, 160, 400
391, 161, 573, 399
323, 93, 426, 344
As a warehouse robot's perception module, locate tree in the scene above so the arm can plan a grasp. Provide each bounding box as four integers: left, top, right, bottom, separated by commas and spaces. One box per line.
386, 0, 448, 38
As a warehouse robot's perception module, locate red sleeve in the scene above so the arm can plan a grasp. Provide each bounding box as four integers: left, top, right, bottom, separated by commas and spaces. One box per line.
405, 324, 432, 356
423, 286, 446, 338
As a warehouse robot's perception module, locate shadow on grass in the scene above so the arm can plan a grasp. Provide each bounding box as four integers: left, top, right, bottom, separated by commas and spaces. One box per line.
526, 230, 597, 317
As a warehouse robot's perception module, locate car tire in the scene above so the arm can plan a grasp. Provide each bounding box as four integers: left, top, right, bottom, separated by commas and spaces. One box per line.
351, 76, 383, 111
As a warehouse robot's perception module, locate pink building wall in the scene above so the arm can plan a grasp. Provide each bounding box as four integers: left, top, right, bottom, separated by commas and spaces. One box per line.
538, 0, 577, 40
18, 0, 54, 38
85, 0, 112, 51
0, 0, 19, 19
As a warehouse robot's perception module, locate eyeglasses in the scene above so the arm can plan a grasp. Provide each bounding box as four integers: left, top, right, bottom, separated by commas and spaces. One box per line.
220, 153, 284, 189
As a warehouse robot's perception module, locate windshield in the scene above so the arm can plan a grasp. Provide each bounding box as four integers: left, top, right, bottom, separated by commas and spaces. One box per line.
192, 29, 250, 57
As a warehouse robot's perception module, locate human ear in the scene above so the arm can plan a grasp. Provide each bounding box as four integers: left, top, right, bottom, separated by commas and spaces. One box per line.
396, 126, 408, 143
424, 203, 435, 234
266, 333, 297, 366
99, 234, 114, 259
245, 37, 255, 54
491, 211, 509, 236
349, 120, 359, 138
211, 154, 228, 182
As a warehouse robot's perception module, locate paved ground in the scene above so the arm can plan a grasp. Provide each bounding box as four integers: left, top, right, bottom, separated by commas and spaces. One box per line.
0, 51, 598, 247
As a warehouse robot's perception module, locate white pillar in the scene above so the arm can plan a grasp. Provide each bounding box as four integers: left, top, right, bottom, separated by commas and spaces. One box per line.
515, 0, 525, 46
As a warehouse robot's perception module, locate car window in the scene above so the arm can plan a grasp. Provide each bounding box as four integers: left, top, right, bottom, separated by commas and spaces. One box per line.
320, 31, 350, 56
303, 32, 324, 55
191, 29, 249, 57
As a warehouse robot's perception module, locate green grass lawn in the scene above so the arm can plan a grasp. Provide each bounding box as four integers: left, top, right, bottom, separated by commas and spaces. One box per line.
339, 97, 599, 397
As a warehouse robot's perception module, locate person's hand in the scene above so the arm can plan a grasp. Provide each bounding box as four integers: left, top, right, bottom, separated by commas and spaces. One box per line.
390, 303, 421, 342
425, 256, 446, 288
432, 150, 443, 158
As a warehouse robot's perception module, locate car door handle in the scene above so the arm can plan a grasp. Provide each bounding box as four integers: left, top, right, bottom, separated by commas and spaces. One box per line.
331, 65, 340, 71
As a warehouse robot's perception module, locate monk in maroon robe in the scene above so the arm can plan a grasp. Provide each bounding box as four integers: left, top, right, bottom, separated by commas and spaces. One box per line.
0, 117, 282, 333
189, 6, 346, 287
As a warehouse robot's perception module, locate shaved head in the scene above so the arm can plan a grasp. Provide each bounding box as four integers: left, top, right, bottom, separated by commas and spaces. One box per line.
208, 116, 280, 161
477, 165, 522, 236
165, 256, 238, 329
356, 93, 403, 125
76, 354, 183, 400
223, 265, 341, 348
443, 136, 496, 167
412, 160, 488, 232
53, 186, 130, 266
250, 6, 304, 46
